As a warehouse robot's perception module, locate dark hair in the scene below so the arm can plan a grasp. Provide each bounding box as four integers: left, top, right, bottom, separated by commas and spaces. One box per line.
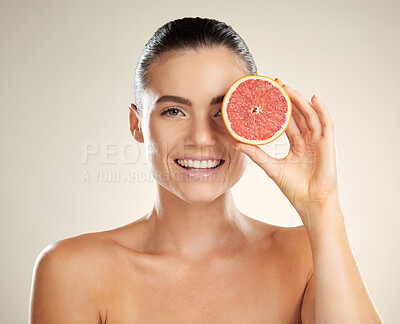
134, 17, 257, 113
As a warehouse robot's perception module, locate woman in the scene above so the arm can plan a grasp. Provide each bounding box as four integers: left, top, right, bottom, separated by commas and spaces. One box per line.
30, 17, 383, 323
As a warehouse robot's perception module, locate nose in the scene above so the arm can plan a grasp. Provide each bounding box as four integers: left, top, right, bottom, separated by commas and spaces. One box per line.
188, 115, 217, 147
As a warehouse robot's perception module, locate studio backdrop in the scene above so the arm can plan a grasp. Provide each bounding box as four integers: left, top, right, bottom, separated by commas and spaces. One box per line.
0, 0, 399, 323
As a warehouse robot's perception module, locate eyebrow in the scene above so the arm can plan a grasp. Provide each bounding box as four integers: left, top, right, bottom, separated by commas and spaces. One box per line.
155, 94, 225, 106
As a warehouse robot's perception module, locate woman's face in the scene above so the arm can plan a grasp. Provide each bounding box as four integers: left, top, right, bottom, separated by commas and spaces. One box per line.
134, 47, 249, 204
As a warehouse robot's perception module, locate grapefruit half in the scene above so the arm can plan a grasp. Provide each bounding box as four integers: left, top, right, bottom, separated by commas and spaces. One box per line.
222, 75, 292, 145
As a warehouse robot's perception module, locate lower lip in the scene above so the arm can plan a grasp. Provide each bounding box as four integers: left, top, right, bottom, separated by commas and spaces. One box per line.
174, 160, 226, 180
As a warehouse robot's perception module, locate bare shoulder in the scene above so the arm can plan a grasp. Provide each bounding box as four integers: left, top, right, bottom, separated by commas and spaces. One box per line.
257, 223, 313, 280
30, 232, 118, 323
274, 224, 314, 277
250, 218, 311, 250
35, 214, 148, 265
32, 219, 147, 288
274, 224, 312, 249
34, 231, 116, 271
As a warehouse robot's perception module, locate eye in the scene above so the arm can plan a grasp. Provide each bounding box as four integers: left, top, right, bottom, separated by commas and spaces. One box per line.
214, 109, 222, 117
161, 107, 185, 117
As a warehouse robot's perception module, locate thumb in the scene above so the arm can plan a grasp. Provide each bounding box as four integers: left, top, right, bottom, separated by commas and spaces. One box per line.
234, 143, 283, 180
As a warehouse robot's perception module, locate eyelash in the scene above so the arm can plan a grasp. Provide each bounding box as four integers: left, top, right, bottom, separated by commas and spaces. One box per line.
161, 107, 184, 117
161, 107, 222, 117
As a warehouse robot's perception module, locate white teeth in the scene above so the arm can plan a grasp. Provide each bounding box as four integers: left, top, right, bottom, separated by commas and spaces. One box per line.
176, 159, 222, 169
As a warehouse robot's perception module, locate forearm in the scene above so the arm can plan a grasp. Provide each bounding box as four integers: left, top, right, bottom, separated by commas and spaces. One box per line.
302, 203, 384, 324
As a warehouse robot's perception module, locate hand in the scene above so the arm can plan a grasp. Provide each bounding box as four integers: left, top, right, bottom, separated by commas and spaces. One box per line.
233, 79, 340, 224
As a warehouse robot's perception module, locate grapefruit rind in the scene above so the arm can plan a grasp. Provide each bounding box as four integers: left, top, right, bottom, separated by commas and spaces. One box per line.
222, 75, 292, 146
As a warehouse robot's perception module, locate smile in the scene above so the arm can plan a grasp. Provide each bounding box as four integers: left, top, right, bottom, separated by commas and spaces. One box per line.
174, 158, 224, 170
173, 158, 226, 180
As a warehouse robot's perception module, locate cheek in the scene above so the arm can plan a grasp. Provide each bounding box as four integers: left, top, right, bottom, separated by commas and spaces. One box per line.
232, 152, 249, 174
144, 119, 178, 162
223, 148, 248, 182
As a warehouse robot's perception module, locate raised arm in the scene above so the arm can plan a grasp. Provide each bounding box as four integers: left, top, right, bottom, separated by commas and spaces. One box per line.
300, 202, 383, 323
233, 79, 384, 323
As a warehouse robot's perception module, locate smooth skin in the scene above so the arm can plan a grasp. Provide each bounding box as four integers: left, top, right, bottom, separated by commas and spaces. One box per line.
29, 47, 383, 323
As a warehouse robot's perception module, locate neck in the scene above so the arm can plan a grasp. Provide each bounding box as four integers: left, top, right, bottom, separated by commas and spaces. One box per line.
142, 185, 252, 259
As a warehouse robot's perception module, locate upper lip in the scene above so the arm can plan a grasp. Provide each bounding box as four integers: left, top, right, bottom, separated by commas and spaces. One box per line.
174, 156, 224, 161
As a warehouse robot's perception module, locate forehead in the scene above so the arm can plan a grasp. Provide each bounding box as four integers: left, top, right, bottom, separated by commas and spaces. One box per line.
146, 47, 248, 105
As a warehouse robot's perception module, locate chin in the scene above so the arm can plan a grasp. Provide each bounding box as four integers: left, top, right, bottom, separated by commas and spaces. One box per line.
152, 164, 240, 203
180, 192, 223, 205
174, 184, 226, 204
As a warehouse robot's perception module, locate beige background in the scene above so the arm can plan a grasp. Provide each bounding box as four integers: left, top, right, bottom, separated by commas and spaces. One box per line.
1, 0, 399, 322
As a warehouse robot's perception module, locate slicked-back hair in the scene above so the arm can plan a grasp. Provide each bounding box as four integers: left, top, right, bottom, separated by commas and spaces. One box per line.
134, 17, 257, 113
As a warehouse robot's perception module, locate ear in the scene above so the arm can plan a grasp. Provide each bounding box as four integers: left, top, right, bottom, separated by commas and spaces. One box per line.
129, 103, 144, 143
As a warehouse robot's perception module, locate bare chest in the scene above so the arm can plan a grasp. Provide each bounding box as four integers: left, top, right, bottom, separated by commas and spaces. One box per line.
99, 254, 308, 324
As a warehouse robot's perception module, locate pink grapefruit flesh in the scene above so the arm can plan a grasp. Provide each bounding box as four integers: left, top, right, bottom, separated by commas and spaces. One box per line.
222, 75, 292, 145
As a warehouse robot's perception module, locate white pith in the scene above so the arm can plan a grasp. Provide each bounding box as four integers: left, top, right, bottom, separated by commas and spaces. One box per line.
176, 159, 222, 169
221, 75, 292, 145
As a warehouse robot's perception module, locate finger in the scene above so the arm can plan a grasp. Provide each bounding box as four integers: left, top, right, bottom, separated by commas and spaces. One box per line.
274, 78, 285, 88
310, 95, 335, 140
274, 78, 308, 141
283, 84, 323, 139
275, 78, 310, 134
233, 143, 283, 180
285, 109, 301, 137
291, 101, 311, 134
284, 114, 306, 151
234, 143, 269, 165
